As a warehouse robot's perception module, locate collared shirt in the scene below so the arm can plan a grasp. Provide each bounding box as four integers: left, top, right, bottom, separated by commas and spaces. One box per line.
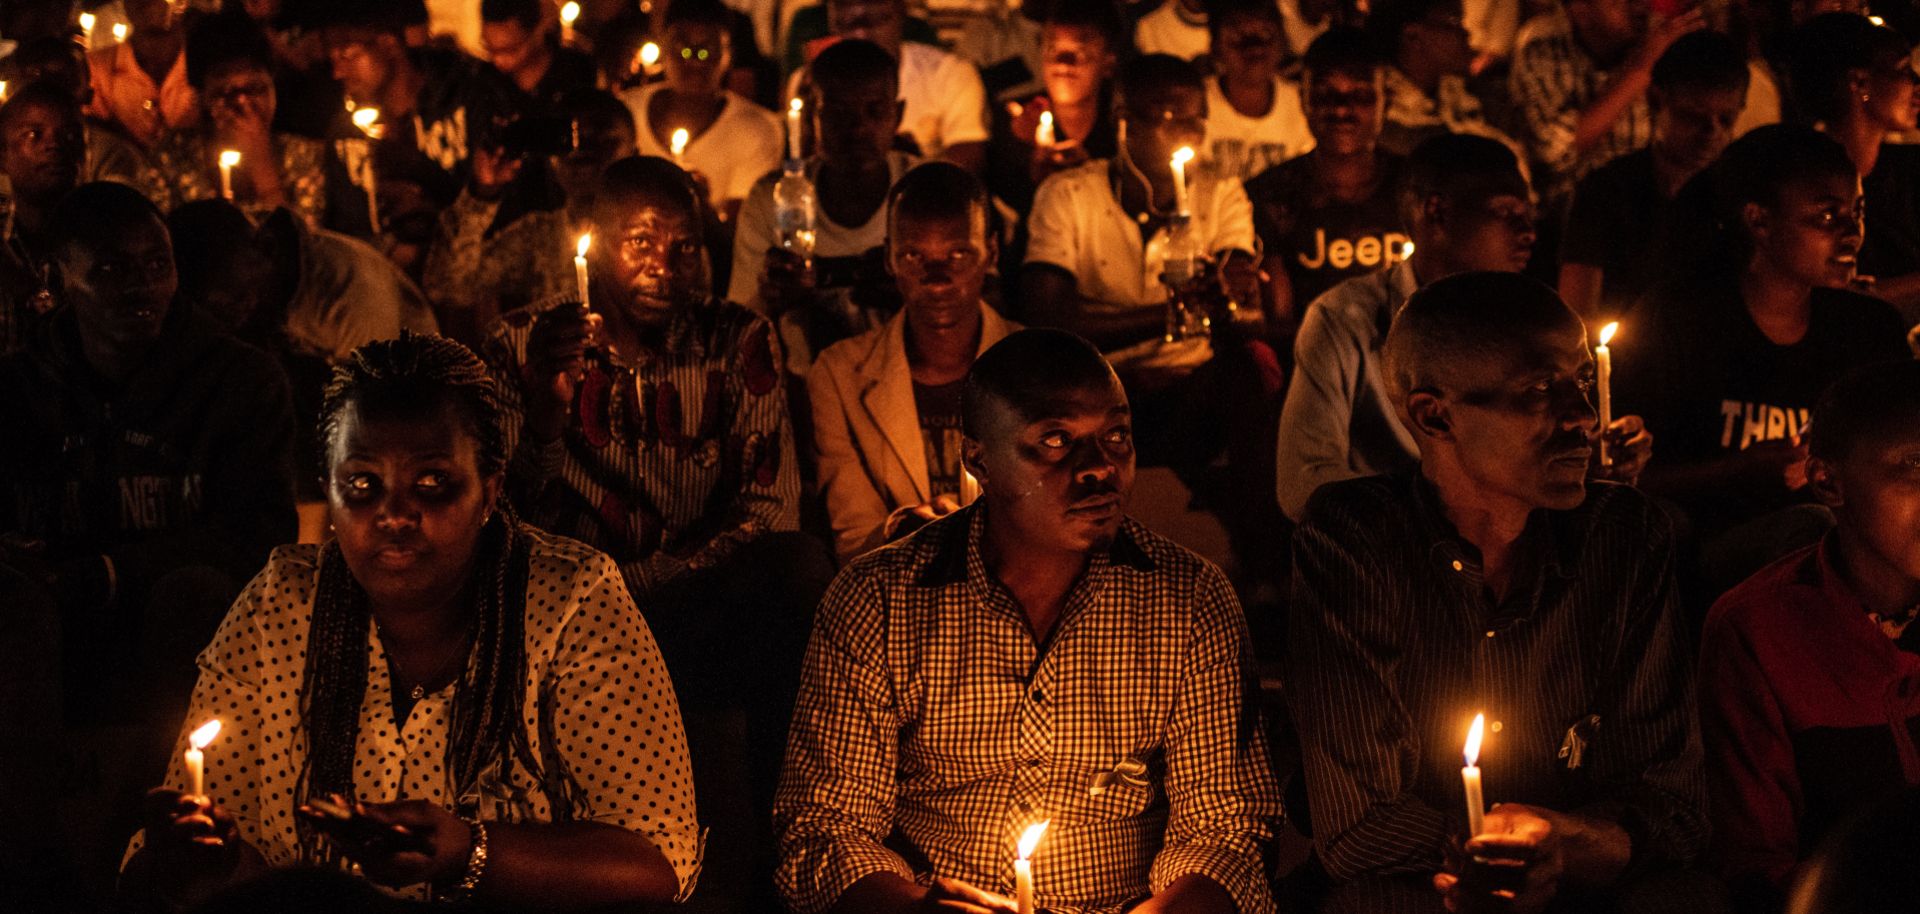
1508, 15, 1651, 201
1288, 471, 1707, 883
775, 506, 1281, 914
484, 296, 801, 597
1273, 261, 1420, 521
122, 527, 703, 902
1700, 538, 1920, 900
85, 41, 197, 149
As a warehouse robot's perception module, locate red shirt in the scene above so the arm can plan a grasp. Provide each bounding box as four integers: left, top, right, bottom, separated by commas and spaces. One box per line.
1700, 539, 1920, 904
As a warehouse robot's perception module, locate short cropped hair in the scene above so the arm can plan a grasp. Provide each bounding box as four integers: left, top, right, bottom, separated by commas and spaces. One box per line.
44, 181, 168, 259
1809, 359, 1920, 463
1207, 0, 1283, 36
963, 329, 1117, 439
1046, 0, 1128, 50
1116, 53, 1205, 113
1384, 271, 1579, 399
595, 155, 704, 222
1651, 29, 1750, 97
480, 0, 543, 28
811, 38, 900, 96
1302, 27, 1383, 83
186, 11, 276, 89
1399, 132, 1528, 226
889, 160, 989, 231
1787, 13, 1911, 125
664, 0, 736, 31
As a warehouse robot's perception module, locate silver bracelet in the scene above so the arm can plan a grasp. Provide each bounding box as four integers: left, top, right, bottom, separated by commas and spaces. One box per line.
437, 816, 489, 904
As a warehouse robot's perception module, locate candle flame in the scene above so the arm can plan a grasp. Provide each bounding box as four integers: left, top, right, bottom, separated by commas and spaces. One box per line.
351, 107, 384, 140
79, 12, 96, 32
1401, 241, 1416, 258
189, 719, 222, 750
640, 42, 661, 67
112, 22, 129, 42
789, 97, 804, 114
1016, 820, 1050, 859
1598, 321, 1619, 347
670, 127, 690, 157
1870, 14, 1886, 26
1464, 713, 1485, 767
1170, 146, 1195, 167
218, 149, 241, 168
576, 233, 592, 258
560, 1, 581, 25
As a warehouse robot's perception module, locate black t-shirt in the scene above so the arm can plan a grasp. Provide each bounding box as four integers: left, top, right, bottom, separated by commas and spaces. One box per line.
1562, 148, 1666, 315
1245, 151, 1407, 307
1615, 285, 1911, 524
913, 377, 966, 498
1862, 143, 1920, 290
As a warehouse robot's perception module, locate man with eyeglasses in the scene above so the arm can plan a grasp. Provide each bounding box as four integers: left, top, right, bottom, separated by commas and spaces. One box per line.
479, 0, 597, 111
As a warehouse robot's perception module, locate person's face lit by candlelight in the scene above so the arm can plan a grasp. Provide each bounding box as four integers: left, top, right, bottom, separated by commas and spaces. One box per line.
480, 15, 551, 90
888, 203, 994, 328
324, 27, 403, 105
327, 399, 502, 614
1813, 424, 1920, 588
1040, 24, 1114, 109
811, 72, 901, 166
0, 96, 84, 203
1120, 85, 1206, 177
1432, 192, 1536, 274
57, 209, 177, 360
591, 178, 708, 321
1304, 66, 1383, 157
1212, 10, 1284, 86
1743, 171, 1864, 289
664, 19, 730, 94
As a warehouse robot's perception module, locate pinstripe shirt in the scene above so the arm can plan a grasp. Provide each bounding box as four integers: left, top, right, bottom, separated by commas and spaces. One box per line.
1287, 471, 1706, 884
483, 295, 800, 596
1508, 20, 1651, 201
774, 506, 1282, 914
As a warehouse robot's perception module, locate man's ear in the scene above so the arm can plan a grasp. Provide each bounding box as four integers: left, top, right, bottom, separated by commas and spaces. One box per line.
961, 436, 987, 484
1848, 66, 1873, 103
1405, 390, 1453, 441
1742, 201, 1768, 245
1808, 456, 1844, 509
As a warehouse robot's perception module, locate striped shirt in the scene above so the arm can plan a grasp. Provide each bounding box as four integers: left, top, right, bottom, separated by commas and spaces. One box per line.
774, 506, 1281, 914
483, 296, 800, 597
1508, 20, 1652, 201
1287, 471, 1706, 883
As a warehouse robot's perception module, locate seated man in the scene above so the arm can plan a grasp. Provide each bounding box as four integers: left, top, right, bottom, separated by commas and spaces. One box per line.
1289, 272, 1712, 912
0, 81, 83, 355
1559, 30, 1748, 320
987, 0, 1124, 217
1372, 0, 1523, 160
732, 39, 915, 377
480, 0, 598, 111
3, 36, 169, 206
1700, 359, 1920, 913
810, 162, 1020, 563
1246, 28, 1405, 325
1203, 0, 1313, 184
777, 328, 1281, 914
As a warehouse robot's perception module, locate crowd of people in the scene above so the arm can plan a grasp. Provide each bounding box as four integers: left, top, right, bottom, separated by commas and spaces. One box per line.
1, 0, 1918, 912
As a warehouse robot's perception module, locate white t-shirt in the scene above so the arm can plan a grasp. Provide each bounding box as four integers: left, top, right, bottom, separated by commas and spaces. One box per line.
1204, 75, 1314, 182
1134, 1, 1210, 61
785, 41, 989, 159
626, 85, 786, 209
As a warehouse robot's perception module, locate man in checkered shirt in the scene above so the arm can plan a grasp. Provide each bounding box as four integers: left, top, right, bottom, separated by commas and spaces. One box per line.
774, 329, 1281, 914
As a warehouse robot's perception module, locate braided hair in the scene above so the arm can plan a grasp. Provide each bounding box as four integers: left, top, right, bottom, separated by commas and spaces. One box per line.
296, 333, 571, 860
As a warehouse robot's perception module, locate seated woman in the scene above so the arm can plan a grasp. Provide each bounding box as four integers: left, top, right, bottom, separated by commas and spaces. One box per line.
153, 10, 327, 225
118, 334, 700, 909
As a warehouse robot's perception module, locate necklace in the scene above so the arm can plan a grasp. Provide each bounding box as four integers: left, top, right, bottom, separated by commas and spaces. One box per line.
390, 633, 471, 701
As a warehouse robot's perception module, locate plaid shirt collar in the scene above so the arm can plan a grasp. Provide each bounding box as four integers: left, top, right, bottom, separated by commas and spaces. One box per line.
915, 502, 1158, 590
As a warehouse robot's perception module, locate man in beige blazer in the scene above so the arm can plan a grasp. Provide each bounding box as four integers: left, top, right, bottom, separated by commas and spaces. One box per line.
809, 161, 1018, 562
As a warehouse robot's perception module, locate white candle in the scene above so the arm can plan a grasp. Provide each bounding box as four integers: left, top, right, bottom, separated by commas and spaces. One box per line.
1170, 146, 1194, 216
960, 467, 982, 505
112, 22, 128, 43
351, 108, 383, 233
0, 81, 8, 104
1036, 110, 1055, 147
640, 41, 661, 73
1595, 322, 1617, 467
559, 1, 580, 45
575, 233, 592, 309
1014, 820, 1049, 914
217, 149, 240, 201
1462, 713, 1486, 839
185, 719, 222, 798
79, 12, 96, 45
787, 98, 805, 161
670, 127, 690, 162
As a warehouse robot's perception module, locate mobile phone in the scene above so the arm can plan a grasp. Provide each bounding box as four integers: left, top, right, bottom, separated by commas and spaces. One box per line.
297, 797, 427, 853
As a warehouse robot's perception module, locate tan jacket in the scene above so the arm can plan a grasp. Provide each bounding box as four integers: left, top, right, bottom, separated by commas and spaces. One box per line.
808, 303, 1018, 562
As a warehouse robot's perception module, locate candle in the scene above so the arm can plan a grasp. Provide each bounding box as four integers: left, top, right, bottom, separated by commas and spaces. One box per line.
112, 22, 128, 43
575, 233, 592, 309
640, 41, 661, 72
79, 12, 96, 44
1595, 322, 1617, 466
0, 81, 8, 103
787, 98, 804, 161
1462, 713, 1487, 839
351, 108, 383, 233
185, 719, 222, 798
1014, 820, 1049, 914
559, 1, 580, 45
217, 149, 240, 201
1036, 110, 1055, 147
670, 127, 690, 162
1170, 146, 1195, 216
959, 467, 982, 505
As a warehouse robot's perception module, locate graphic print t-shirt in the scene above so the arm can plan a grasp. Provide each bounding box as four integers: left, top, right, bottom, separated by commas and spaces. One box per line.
914, 377, 966, 499
1246, 151, 1408, 307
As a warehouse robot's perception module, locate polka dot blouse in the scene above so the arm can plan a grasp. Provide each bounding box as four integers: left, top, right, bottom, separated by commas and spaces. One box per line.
129, 525, 703, 901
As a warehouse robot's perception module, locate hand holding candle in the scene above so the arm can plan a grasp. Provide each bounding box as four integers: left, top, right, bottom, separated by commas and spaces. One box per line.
559, 1, 581, 45
1170, 146, 1195, 216
218, 149, 240, 201
112, 22, 129, 43
670, 127, 690, 163
1014, 820, 1049, 914
79, 12, 96, 44
1036, 110, 1055, 148
1462, 713, 1487, 839
1595, 322, 1617, 467
575, 233, 593, 310
185, 719, 222, 799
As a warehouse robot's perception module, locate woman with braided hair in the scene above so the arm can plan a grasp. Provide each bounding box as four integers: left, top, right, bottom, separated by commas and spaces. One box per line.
118, 333, 700, 910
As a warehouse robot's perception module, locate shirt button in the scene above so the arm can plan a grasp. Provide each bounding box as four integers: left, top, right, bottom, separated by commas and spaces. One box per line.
1484, 630, 1496, 638
1491, 721, 1504, 732
1451, 560, 1464, 572
142, 98, 156, 110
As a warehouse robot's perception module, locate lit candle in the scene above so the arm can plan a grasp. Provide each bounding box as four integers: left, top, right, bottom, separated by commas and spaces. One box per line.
1595, 322, 1618, 467
640, 41, 661, 72
1462, 713, 1487, 839
670, 127, 690, 163
1036, 110, 1055, 148
185, 719, 222, 799
217, 149, 240, 201
79, 12, 96, 45
351, 108, 383, 233
112, 22, 128, 43
559, 1, 581, 45
1401, 240, 1416, 258
0, 81, 8, 103
1014, 820, 1049, 914
787, 98, 804, 161
575, 233, 592, 309
1170, 146, 1195, 216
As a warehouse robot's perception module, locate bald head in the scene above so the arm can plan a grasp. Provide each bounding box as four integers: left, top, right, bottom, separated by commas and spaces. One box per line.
1385, 271, 1584, 400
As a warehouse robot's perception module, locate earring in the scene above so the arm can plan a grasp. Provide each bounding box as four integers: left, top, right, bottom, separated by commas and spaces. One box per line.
1863, 93, 1872, 102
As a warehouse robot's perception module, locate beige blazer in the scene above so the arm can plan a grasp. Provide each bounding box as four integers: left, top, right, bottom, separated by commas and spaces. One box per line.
808, 303, 1018, 562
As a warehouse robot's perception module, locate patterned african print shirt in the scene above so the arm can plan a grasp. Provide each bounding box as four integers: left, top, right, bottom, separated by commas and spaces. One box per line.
774, 506, 1282, 914
484, 296, 799, 597
125, 526, 703, 902
152, 128, 328, 225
